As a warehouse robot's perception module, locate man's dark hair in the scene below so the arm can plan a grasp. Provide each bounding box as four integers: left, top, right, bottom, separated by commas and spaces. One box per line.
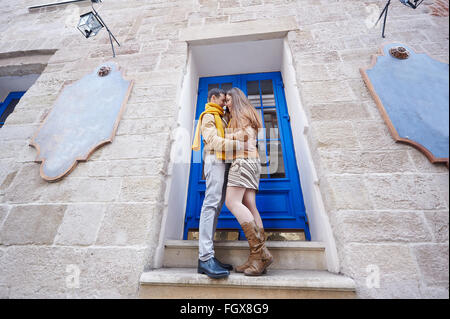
207, 88, 225, 102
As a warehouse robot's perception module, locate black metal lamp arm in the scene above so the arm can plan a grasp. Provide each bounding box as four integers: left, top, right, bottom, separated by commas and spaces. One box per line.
91, 4, 120, 47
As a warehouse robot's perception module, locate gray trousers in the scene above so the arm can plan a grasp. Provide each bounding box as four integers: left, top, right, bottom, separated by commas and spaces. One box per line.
198, 154, 230, 261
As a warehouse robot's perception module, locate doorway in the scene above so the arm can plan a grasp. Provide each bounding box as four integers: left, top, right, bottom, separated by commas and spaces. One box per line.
184, 72, 311, 240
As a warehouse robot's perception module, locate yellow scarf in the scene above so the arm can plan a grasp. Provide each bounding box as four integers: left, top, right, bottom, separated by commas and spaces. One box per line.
192, 102, 226, 160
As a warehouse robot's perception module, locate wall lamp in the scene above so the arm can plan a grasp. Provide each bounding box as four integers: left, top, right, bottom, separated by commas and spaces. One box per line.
77, 0, 120, 57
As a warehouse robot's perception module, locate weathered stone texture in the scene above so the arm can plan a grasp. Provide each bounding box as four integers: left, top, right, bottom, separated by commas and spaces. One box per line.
0, 205, 66, 245
288, 0, 449, 299
423, 211, 449, 243
340, 244, 423, 298
54, 204, 105, 246
0, 205, 9, 227
96, 203, 163, 247
0, 246, 147, 298
366, 174, 447, 211
0, 0, 448, 299
413, 244, 449, 287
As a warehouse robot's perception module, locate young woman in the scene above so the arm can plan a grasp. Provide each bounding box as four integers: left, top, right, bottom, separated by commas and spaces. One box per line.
224, 87, 273, 276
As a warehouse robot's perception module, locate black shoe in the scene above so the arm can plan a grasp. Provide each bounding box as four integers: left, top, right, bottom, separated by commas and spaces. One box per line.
198, 258, 230, 279
213, 257, 233, 271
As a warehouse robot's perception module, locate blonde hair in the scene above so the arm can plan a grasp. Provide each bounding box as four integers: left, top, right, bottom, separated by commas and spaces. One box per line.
226, 87, 263, 130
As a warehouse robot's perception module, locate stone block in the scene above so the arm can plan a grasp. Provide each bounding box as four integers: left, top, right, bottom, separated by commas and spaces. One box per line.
0, 246, 146, 298
122, 102, 177, 120
326, 62, 367, 80
320, 174, 373, 211
153, 21, 187, 40
157, 53, 186, 71
2, 109, 42, 125
139, 40, 170, 54
338, 48, 377, 64
294, 51, 341, 66
119, 176, 165, 203
0, 205, 9, 227
433, 174, 449, 208
96, 203, 162, 246
356, 278, 423, 299
309, 121, 359, 150
347, 78, 372, 100
98, 133, 171, 160
0, 285, 9, 299
287, 29, 318, 53
332, 210, 433, 243
116, 118, 174, 136
308, 102, 371, 121
4, 164, 122, 204
340, 243, 421, 298
179, 16, 297, 44
219, 0, 240, 9
300, 80, 356, 105
0, 170, 18, 194
14, 94, 57, 112
318, 150, 415, 174
0, 124, 40, 141
297, 64, 331, 82
0, 141, 28, 160
240, 0, 263, 6
54, 204, 106, 246
85, 158, 166, 177
413, 244, 449, 287
131, 70, 181, 87
423, 211, 449, 243
353, 121, 411, 151
128, 86, 178, 104
420, 286, 449, 299
408, 148, 450, 173
0, 204, 66, 245
366, 174, 447, 210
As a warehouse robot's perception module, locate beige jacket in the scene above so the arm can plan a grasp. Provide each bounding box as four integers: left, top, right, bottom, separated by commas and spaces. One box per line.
200, 113, 239, 157
225, 126, 259, 160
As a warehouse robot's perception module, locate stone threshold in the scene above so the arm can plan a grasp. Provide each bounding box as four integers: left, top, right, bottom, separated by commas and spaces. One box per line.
139, 268, 356, 299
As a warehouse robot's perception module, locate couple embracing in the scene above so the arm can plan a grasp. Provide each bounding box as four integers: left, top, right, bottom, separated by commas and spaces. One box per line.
191, 87, 273, 279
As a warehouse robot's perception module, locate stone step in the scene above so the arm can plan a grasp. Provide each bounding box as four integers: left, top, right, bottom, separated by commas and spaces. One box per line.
139, 268, 356, 299
163, 240, 327, 270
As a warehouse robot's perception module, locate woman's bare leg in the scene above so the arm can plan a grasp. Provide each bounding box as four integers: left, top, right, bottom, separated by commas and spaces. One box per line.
225, 186, 254, 225
242, 189, 263, 229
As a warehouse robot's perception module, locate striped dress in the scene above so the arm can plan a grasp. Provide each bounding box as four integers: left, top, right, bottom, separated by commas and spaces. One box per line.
227, 157, 261, 190
226, 126, 261, 191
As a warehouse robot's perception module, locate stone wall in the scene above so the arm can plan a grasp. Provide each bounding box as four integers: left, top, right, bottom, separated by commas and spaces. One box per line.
288, 0, 449, 298
0, 0, 448, 298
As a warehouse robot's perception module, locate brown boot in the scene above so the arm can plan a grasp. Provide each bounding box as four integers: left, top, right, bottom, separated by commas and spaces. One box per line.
235, 225, 267, 273
240, 220, 273, 276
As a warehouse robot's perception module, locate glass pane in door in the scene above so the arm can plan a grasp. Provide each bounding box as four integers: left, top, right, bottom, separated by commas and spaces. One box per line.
267, 140, 286, 178
260, 79, 275, 106
221, 83, 233, 92
263, 108, 279, 140
245, 79, 286, 179
246, 81, 261, 107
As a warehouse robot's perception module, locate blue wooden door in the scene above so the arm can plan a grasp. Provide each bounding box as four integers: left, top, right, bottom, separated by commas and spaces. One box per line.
184, 72, 311, 240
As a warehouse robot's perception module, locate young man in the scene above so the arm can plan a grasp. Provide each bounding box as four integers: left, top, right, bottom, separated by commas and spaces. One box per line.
191, 88, 245, 279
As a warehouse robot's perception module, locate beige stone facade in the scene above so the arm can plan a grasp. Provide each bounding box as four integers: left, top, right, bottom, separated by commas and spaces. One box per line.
0, 0, 448, 299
